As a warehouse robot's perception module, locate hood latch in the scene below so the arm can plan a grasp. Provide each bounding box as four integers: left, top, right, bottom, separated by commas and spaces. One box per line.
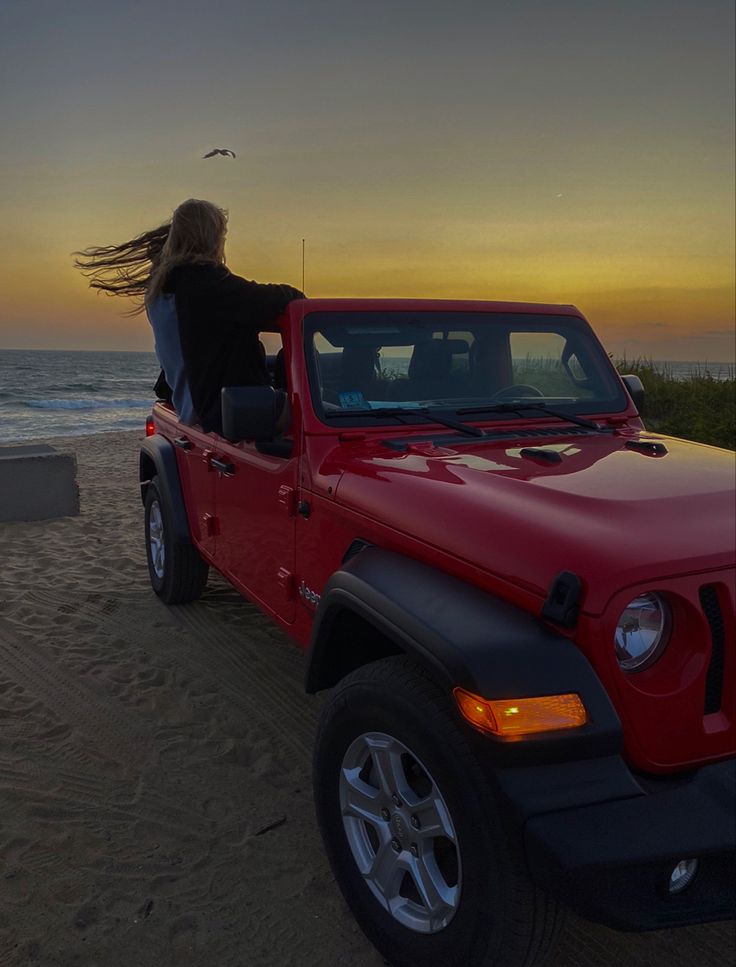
541, 571, 583, 628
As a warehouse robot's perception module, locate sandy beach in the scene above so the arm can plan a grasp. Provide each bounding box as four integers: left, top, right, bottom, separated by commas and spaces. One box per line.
0, 429, 733, 967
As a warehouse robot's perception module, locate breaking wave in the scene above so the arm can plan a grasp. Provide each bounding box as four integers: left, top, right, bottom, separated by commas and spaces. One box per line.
24, 398, 151, 411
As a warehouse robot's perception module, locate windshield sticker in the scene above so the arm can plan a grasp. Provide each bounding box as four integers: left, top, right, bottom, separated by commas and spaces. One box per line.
338, 391, 367, 409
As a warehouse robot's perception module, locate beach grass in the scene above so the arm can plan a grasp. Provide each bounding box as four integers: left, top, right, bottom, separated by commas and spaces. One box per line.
616, 359, 735, 451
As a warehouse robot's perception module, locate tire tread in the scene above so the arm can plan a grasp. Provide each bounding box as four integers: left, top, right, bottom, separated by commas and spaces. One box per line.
314, 654, 565, 967
144, 476, 208, 604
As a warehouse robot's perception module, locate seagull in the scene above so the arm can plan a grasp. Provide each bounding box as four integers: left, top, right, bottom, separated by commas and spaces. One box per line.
203, 148, 236, 158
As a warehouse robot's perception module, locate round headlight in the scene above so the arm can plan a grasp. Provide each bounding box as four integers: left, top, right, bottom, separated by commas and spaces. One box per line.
614, 592, 670, 672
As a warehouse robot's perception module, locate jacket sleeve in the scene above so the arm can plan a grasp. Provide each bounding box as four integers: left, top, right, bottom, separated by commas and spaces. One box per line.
242, 281, 305, 321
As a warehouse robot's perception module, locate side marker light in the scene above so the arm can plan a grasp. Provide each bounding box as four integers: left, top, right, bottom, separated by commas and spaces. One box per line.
145, 416, 155, 437
453, 688, 588, 737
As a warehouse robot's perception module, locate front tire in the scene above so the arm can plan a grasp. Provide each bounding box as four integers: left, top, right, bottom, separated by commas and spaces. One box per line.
144, 475, 208, 604
313, 655, 563, 967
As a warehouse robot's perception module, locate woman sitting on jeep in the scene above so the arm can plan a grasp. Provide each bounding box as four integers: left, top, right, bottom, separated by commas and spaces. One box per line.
73, 198, 303, 433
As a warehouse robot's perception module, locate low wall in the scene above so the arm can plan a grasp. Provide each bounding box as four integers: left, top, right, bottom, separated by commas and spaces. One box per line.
0, 445, 80, 522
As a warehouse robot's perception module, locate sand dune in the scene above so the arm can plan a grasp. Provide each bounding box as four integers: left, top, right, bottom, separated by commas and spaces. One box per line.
0, 430, 732, 966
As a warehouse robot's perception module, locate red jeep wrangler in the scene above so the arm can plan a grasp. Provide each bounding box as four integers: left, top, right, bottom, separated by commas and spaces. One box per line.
140, 299, 735, 967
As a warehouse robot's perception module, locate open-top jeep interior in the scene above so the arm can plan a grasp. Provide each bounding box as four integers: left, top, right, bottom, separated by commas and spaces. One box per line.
305, 311, 628, 423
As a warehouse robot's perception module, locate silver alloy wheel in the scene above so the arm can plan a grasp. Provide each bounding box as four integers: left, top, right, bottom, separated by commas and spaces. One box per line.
339, 731, 461, 933
148, 499, 165, 579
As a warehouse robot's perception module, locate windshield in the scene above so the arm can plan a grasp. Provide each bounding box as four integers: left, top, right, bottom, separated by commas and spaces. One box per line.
304, 311, 628, 426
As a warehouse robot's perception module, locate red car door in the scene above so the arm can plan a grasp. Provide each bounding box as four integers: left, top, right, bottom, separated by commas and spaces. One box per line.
212, 433, 299, 625
170, 422, 219, 563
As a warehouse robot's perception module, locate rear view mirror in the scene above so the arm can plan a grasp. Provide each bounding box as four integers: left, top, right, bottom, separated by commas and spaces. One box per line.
621, 374, 645, 414
221, 386, 282, 443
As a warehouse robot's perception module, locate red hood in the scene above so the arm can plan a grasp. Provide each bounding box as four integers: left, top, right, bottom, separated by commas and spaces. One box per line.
330, 431, 735, 614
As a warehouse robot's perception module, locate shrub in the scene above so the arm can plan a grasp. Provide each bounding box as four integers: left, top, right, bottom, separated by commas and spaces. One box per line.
616, 359, 735, 451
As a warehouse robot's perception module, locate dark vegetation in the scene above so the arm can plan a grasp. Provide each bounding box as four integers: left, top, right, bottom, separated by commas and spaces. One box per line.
616, 360, 735, 451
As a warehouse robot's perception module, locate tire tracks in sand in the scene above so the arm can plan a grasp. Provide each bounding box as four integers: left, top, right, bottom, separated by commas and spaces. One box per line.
0, 616, 148, 773
0, 579, 373, 967
0, 581, 321, 848
22, 583, 320, 767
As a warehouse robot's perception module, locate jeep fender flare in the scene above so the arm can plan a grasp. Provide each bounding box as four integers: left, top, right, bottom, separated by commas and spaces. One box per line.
305, 546, 621, 759
139, 435, 192, 545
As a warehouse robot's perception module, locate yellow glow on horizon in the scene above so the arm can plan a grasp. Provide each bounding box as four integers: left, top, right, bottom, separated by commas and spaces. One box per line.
1, 177, 733, 360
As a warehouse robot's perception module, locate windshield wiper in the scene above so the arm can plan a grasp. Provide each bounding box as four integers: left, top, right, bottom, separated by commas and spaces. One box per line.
323, 406, 484, 437
455, 402, 603, 432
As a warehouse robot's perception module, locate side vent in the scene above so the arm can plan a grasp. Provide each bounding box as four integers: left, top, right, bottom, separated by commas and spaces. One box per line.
700, 585, 725, 714
541, 571, 582, 629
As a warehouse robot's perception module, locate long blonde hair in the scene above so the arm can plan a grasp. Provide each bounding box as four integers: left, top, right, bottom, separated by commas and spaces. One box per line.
73, 198, 228, 315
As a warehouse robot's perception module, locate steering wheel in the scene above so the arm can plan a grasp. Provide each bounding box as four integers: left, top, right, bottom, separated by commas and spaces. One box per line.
491, 384, 544, 400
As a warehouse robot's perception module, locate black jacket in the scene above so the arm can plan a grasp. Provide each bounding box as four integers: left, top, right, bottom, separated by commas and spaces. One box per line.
162, 263, 303, 432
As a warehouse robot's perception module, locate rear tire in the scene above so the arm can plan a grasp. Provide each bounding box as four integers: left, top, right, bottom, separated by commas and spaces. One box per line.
144, 475, 208, 604
313, 655, 564, 967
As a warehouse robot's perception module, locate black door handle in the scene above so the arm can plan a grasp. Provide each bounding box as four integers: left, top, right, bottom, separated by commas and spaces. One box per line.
210, 457, 236, 475
174, 436, 192, 450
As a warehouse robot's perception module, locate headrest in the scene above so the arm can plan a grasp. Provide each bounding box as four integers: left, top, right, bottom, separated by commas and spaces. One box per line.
342, 345, 379, 381
409, 340, 467, 379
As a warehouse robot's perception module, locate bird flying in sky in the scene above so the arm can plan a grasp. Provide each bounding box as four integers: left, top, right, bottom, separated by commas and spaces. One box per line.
202, 148, 236, 158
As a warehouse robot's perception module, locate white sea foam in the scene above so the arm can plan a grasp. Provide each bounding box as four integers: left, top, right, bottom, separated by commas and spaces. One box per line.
25, 398, 151, 411
0, 349, 159, 441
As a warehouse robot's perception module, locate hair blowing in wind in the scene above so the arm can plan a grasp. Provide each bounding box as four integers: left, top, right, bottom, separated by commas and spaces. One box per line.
73, 199, 228, 315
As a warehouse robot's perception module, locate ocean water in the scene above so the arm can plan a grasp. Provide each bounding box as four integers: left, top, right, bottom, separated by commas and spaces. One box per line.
0, 349, 733, 444
0, 349, 160, 443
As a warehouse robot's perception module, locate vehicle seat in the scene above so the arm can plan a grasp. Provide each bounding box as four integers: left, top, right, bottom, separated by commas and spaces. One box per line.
469, 335, 513, 396
273, 348, 287, 389
341, 345, 381, 398
408, 341, 457, 399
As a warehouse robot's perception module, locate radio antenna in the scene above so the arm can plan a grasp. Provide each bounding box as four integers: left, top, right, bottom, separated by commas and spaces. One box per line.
302, 238, 306, 293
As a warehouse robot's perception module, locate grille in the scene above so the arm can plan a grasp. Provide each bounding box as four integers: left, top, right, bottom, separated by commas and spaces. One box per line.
700, 585, 726, 715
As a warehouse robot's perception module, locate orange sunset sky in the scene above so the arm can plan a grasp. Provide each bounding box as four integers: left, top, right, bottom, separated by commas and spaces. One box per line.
0, 0, 734, 361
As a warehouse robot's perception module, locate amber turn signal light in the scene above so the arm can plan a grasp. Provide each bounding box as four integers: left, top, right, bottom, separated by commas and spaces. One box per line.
453, 687, 587, 737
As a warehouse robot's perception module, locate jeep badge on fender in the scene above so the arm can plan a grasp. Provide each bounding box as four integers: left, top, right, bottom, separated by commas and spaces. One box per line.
298, 580, 321, 608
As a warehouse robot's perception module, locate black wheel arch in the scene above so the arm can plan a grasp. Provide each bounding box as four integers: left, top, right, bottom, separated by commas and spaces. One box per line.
305, 546, 622, 763
139, 435, 192, 545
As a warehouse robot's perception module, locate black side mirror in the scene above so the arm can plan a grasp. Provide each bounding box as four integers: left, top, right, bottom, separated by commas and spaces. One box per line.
621, 374, 645, 415
221, 386, 282, 443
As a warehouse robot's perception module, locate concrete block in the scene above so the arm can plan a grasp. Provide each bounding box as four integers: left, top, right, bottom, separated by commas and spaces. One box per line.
0, 445, 80, 521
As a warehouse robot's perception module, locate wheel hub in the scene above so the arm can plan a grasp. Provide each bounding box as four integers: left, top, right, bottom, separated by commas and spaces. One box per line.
148, 499, 165, 579
390, 812, 408, 843
339, 730, 461, 934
